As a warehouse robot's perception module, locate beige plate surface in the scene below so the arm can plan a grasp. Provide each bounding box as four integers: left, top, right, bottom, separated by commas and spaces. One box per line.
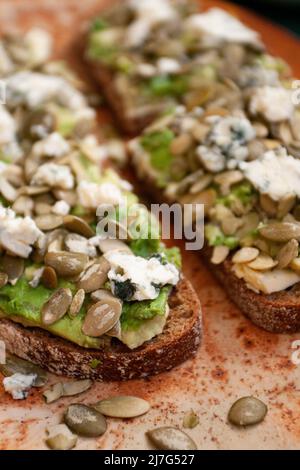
0, 0, 300, 450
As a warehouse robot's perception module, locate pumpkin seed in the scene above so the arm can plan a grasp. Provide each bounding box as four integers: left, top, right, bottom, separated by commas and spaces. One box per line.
183, 410, 199, 429
180, 188, 216, 216
211, 245, 229, 265
253, 122, 268, 138
63, 215, 94, 238
45, 251, 88, 277
53, 189, 77, 207
189, 174, 213, 195
228, 396, 267, 427
0, 272, 8, 288
82, 298, 122, 337
12, 195, 34, 216
2, 255, 24, 285
0, 352, 47, 387
221, 216, 243, 236
232, 247, 259, 264
41, 266, 58, 289
69, 289, 85, 317
276, 239, 299, 269
42, 288, 72, 325
106, 320, 121, 338
247, 140, 266, 160
46, 229, 67, 253
35, 214, 63, 231
62, 379, 92, 397
247, 254, 278, 271
170, 133, 193, 156
98, 238, 132, 254
46, 424, 77, 451
64, 404, 107, 437
259, 194, 277, 217
90, 289, 116, 303
20, 185, 49, 196
259, 222, 300, 242
35, 202, 52, 215
147, 427, 197, 450
213, 171, 244, 196
94, 396, 150, 418
43, 382, 64, 403
77, 258, 110, 293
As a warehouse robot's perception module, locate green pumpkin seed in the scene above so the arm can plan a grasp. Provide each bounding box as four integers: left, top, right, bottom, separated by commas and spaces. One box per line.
93, 396, 150, 418
228, 396, 267, 427
77, 258, 110, 293
42, 288, 72, 325
46, 424, 77, 450
2, 255, 24, 285
147, 427, 197, 450
45, 251, 88, 277
183, 410, 199, 429
41, 266, 58, 289
63, 215, 95, 238
0, 353, 47, 387
64, 404, 107, 437
69, 289, 85, 317
259, 222, 300, 242
43, 382, 64, 404
82, 299, 122, 337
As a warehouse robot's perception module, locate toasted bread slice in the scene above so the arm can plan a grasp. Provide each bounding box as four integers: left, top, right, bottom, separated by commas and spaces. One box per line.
84, 58, 161, 135
202, 248, 300, 334
0, 277, 201, 381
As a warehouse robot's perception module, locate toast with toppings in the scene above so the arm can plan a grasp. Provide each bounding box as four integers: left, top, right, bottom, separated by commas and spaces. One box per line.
129, 4, 300, 333
0, 278, 201, 380
83, 0, 264, 134
0, 29, 201, 380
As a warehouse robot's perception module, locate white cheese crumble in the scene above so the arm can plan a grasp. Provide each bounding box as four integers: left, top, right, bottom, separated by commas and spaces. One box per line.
240, 148, 300, 201
31, 163, 74, 189
77, 181, 124, 208
105, 251, 179, 301
157, 57, 181, 75
0, 207, 42, 258
184, 8, 261, 46
0, 105, 16, 145
24, 28, 52, 65
65, 234, 97, 257
126, 0, 178, 47
249, 86, 294, 122
33, 132, 70, 158
3, 373, 36, 400
52, 200, 70, 216
5, 71, 89, 111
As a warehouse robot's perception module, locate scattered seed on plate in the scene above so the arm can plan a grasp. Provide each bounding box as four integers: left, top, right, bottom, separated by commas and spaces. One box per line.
228, 396, 268, 427
45, 424, 77, 450
64, 404, 107, 437
147, 427, 197, 450
183, 410, 199, 429
93, 396, 150, 418
69, 289, 85, 317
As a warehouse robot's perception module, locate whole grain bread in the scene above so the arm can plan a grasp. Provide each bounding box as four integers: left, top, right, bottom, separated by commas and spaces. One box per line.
0, 277, 201, 381
202, 248, 300, 334
131, 159, 300, 334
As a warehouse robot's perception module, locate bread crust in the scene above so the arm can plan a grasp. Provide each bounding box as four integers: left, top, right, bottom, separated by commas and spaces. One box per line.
0, 277, 202, 380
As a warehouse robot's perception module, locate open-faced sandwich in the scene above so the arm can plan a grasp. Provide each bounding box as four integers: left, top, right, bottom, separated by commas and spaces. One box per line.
129, 7, 300, 334
0, 29, 201, 381
84, 0, 269, 134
